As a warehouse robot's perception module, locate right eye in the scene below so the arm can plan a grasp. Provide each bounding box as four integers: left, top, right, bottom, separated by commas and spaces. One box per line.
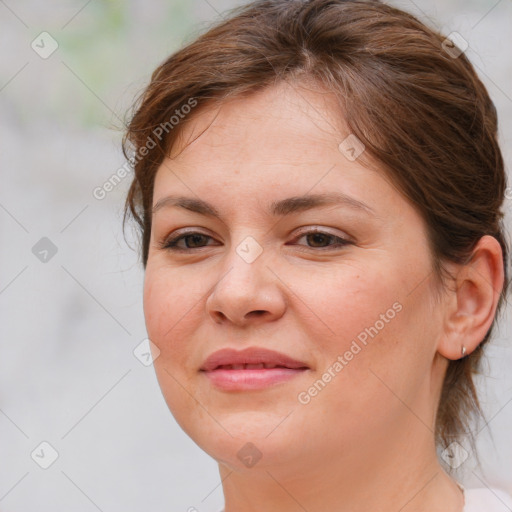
159, 232, 218, 251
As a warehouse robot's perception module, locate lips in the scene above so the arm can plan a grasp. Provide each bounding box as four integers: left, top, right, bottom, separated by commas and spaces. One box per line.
216, 363, 291, 370
199, 347, 310, 391
200, 347, 309, 372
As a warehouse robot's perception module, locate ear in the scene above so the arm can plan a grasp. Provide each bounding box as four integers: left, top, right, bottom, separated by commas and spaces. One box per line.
437, 235, 505, 360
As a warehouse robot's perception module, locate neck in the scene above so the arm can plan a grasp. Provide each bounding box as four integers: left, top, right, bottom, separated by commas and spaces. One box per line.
219, 425, 464, 512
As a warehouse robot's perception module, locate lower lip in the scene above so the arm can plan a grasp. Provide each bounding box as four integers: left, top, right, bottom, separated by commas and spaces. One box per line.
201, 368, 308, 391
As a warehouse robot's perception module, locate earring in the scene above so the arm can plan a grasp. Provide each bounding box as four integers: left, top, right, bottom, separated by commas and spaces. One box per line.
461, 345, 467, 358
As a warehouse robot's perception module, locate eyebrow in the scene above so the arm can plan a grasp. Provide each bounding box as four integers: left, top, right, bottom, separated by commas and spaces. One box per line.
152, 192, 376, 218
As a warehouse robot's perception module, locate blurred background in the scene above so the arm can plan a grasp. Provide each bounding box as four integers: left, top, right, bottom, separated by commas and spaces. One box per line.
1, 0, 511, 511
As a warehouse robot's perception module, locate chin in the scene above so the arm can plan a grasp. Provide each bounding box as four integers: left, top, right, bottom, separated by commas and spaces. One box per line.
181, 409, 302, 469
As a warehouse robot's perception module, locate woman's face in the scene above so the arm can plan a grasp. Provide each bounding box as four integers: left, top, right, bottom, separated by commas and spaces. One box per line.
143, 81, 446, 472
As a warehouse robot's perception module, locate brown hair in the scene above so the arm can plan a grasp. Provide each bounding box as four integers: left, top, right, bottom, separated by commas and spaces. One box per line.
122, 0, 510, 454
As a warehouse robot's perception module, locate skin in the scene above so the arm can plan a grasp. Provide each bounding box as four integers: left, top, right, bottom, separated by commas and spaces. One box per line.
143, 80, 504, 512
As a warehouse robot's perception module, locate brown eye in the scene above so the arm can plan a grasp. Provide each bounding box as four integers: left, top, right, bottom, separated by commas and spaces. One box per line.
305, 232, 332, 247
161, 232, 216, 251
292, 230, 351, 250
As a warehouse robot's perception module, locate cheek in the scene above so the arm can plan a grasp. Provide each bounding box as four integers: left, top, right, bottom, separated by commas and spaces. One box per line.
285, 259, 403, 355
143, 264, 201, 366
288, 256, 435, 403
143, 268, 171, 346
143, 265, 207, 425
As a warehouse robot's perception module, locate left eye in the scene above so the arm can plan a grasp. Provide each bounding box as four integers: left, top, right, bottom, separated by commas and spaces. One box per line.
291, 230, 351, 250
160, 229, 350, 252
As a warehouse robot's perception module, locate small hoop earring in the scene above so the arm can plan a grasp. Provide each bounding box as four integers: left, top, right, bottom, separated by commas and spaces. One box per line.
461, 345, 467, 358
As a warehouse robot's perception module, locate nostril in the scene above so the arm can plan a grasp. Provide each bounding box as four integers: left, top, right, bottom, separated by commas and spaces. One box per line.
212, 311, 227, 323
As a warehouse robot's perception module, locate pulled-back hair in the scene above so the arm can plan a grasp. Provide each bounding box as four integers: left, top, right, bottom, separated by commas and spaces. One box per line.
122, 0, 510, 455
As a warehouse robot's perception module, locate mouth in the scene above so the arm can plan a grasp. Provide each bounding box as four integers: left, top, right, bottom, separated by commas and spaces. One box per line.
199, 347, 310, 391
214, 363, 301, 370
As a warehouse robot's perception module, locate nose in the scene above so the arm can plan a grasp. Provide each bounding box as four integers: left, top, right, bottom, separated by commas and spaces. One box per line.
205, 245, 287, 327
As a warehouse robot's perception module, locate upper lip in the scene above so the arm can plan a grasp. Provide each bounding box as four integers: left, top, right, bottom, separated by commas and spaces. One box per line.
200, 347, 310, 371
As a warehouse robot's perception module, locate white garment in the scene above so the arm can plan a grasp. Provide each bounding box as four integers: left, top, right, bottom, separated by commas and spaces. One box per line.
463, 486, 512, 512
218, 486, 512, 511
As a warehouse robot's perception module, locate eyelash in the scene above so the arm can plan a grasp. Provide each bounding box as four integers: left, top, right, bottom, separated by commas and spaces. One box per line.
159, 228, 351, 252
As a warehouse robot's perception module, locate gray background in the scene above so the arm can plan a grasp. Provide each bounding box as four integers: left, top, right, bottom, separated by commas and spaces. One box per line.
1, 0, 511, 511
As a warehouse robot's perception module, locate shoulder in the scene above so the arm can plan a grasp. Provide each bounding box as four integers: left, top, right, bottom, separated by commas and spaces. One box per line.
464, 487, 512, 512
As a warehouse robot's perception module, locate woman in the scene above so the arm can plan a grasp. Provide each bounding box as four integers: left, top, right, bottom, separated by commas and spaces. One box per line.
122, 1, 511, 510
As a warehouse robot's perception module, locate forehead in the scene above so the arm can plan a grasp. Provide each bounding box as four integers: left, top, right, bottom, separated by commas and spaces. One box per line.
151, 81, 406, 223
167, 80, 349, 166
